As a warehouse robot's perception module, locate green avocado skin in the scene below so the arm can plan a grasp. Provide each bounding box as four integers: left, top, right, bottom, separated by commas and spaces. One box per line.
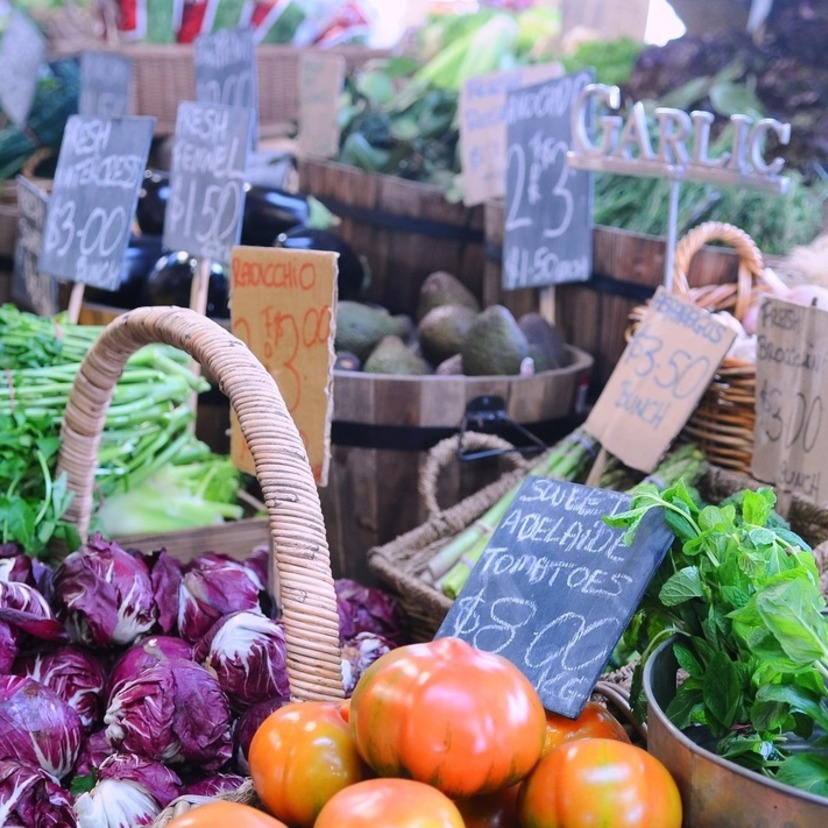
461, 305, 530, 376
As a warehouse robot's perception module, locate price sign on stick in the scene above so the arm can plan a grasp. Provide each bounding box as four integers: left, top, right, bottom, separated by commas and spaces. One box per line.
79, 51, 133, 118
437, 478, 674, 718
298, 51, 346, 159
39, 116, 156, 291
164, 101, 254, 264
230, 246, 338, 486
11, 177, 55, 317
0, 9, 46, 127
459, 62, 563, 207
502, 70, 594, 291
585, 287, 737, 472
752, 297, 828, 503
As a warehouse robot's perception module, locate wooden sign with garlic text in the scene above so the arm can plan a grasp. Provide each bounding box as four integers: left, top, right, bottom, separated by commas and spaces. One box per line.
230, 246, 338, 485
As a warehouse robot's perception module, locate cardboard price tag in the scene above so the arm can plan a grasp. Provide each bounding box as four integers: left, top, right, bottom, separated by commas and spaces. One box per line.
230, 246, 338, 486
752, 297, 828, 503
298, 52, 346, 159
585, 287, 737, 472
459, 62, 563, 207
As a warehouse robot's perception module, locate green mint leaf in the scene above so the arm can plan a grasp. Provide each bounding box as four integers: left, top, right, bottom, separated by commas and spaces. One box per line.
659, 566, 703, 606
665, 678, 706, 730
70, 771, 97, 795
741, 487, 775, 527
704, 651, 742, 731
754, 682, 828, 734
673, 640, 704, 678
776, 754, 828, 797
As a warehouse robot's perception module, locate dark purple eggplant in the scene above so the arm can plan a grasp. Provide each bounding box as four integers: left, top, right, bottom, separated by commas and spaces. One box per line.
275, 226, 366, 301
83, 235, 167, 309
144, 251, 230, 319
135, 170, 171, 236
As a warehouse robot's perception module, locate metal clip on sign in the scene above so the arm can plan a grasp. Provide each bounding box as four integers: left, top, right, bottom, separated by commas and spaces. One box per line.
457, 395, 547, 461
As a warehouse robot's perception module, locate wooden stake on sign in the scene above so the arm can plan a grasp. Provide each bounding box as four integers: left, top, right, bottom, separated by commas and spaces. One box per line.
187, 256, 214, 413
65, 283, 86, 325
585, 445, 609, 487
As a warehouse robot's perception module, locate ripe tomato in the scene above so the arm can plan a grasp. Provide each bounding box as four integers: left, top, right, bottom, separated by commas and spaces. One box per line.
166, 801, 289, 827
519, 737, 682, 828
542, 700, 630, 756
349, 637, 546, 798
314, 778, 465, 827
454, 783, 522, 828
247, 700, 366, 828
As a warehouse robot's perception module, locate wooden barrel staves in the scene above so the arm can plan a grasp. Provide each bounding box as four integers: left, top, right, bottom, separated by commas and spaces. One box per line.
320, 347, 594, 584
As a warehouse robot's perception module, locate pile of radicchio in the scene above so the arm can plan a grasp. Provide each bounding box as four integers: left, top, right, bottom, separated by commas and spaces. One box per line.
0, 535, 409, 826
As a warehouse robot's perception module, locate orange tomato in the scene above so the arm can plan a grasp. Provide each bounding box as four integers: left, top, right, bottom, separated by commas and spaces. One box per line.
454, 783, 522, 828
247, 700, 366, 828
349, 637, 546, 798
541, 700, 630, 756
314, 778, 465, 827
519, 737, 683, 828
166, 801, 289, 827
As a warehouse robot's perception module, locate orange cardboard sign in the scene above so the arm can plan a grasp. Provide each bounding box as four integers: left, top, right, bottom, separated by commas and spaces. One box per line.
230, 246, 338, 485
585, 287, 736, 472
298, 51, 346, 159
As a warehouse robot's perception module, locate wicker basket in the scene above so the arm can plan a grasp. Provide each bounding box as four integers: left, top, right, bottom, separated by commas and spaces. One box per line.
628, 221, 783, 475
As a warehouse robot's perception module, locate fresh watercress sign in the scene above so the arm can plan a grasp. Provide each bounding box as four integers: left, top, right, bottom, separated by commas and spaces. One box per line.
39, 115, 156, 290
752, 296, 828, 504
437, 477, 674, 718
609, 481, 828, 796
79, 51, 133, 118
502, 70, 594, 290
163, 100, 254, 263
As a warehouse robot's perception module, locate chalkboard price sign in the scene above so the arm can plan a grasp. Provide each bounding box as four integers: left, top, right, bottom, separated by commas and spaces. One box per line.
194, 27, 257, 111
163, 101, 254, 263
0, 9, 47, 126
38, 115, 156, 290
12, 177, 55, 316
79, 51, 133, 118
437, 478, 674, 718
502, 70, 594, 291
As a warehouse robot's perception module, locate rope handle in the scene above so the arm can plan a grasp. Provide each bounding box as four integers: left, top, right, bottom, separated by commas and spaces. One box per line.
55, 306, 343, 702
419, 432, 534, 519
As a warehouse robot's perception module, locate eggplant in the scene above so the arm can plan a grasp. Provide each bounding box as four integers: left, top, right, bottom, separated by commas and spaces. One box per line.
275, 226, 366, 301
83, 235, 167, 309
144, 251, 230, 319
135, 169, 171, 236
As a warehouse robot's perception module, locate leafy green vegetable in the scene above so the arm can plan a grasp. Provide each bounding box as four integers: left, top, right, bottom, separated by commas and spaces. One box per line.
608, 480, 828, 792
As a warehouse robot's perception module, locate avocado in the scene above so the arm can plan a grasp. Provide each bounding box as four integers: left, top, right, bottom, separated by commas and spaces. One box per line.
461, 305, 530, 376
416, 270, 481, 322
335, 301, 413, 362
363, 335, 433, 376
435, 353, 464, 375
518, 312, 571, 372
417, 303, 478, 366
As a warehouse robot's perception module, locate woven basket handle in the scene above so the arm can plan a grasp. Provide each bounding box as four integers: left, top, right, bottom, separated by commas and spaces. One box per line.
56, 306, 343, 702
419, 433, 534, 519
672, 221, 765, 321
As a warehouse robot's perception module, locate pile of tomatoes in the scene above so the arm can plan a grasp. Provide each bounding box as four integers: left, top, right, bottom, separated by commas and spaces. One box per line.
167, 637, 683, 828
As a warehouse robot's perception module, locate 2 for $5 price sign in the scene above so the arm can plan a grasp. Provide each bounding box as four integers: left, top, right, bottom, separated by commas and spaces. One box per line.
586, 287, 737, 472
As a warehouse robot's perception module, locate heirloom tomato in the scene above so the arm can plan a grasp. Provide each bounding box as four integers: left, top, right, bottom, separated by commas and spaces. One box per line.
518, 737, 683, 828
454, 783, 522, 828
349, 636, 546, 798
314, 778, 465, 827
166, 801, 289, 827
541, 700, 630, 756
247, 700, 366, 828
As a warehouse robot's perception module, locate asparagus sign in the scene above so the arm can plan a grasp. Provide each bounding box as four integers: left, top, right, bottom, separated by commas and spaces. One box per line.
437, 478, 674, 718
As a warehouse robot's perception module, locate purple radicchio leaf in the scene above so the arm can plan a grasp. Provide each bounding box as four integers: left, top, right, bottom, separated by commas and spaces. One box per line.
73, 728, 115, 777
144, 549, 183, 635
104, 658, 232, 770
193, 610, 290, 710
0, 674, 84, 779
0, 580, 68, 644
107, 635, 192, 702
341, 631, 398, 697
0, 758, 77, 828
53, 534, 158, 648
232, 696, 289, 775
178, 554, 265, 643
0, 548, 33, 584
0, 622, 17, 673
180, 772, 246, 798
334, 578, 409, 644
14, 645, 108, 732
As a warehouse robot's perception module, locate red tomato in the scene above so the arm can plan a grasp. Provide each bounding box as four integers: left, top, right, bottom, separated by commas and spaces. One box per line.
314, 778, 465, 827
455, 783, 522, 828
166, 801, 289, 827
519, 737, 683, 828
247, 701, 366, 828
349, 637, 546, 798
542, 700, 630, 756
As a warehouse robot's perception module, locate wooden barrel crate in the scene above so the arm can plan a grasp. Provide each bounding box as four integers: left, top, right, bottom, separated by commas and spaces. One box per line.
320, 347, 593, 584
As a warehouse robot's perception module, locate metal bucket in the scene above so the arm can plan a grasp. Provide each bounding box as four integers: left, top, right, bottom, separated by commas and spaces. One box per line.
644, 637, 828, 828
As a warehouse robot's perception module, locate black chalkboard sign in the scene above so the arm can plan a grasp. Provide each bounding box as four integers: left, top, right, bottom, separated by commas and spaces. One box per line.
437, 478, 673, 718
79, 51, 133, 119
38, 115, 156, 290
502, 70, 594, 290
194, 27, 257, 112
0, 9, 46, 126
12, 177, 55, 316
163, 100, 254, 263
